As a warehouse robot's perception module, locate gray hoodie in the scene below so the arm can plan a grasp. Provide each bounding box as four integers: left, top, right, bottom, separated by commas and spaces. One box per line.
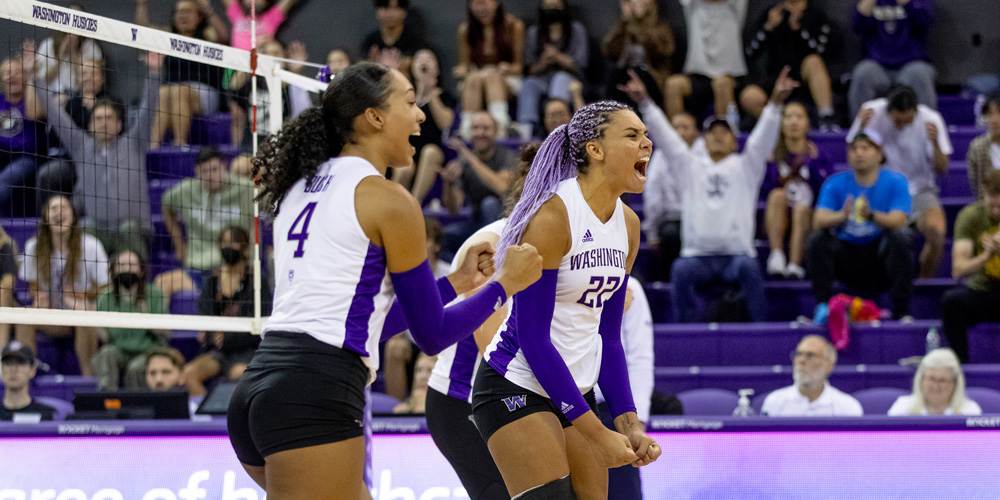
42, 75, 157, 232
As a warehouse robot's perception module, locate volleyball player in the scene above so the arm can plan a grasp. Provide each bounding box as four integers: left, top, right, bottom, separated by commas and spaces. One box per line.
226, 62, 543, 500
420, 145, 537, 500
471, 101, 662, 499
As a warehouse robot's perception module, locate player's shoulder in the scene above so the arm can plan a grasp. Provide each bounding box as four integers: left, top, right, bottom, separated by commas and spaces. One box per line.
357, 175, 421, 220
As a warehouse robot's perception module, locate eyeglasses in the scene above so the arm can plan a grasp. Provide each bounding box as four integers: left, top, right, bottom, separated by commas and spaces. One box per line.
790, 351, 826, 362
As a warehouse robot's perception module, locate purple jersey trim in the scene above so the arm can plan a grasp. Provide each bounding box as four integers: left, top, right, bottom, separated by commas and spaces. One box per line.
445, 336, 479, 401
342, 242, 387, 356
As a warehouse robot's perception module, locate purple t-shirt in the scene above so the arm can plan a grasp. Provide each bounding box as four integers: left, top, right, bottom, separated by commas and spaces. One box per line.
852, 0, 933, 68
0, 94, 39, 154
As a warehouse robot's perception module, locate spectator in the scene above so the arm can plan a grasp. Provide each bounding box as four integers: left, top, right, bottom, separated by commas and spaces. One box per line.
440, 112, 517, 255
145, 347, 187, 392
326, 49, 353, 77
809, 130, 913, 322
764, 102, 834, 278
63, 58, 118, 132
92, 250, 169, 391
37, 52, 163, 258
392, 352, 437, 414
848, 0, 936, 118
542, 97, 573, 137
595, 278, 655, 499
384, 216, 448, 401
0, 224, 16, 346
137, 0, 229, 147
642, 112, 705, 282
666, 0, 747, 126
761, 335, 864, 416
361, 0, 425, 71
741, 0, 839, 130
848, 86, 952, 278
15, 195, 108, 376
184, 226, 271, 397
0, 56, 46, 216
621, 68, 796, 322
888, 348, 982, 415
942, 170, 1000, 363
1, 342, 55, 421
26, 4, 103, 96
517, 0, 589, 139
228, 40, 312, 147
601, 0, 675, 114
454, 0, 525, 138
392, 49, 457, 204
224, 0, 296, 51
966, 92, 1000, 200
155, 147, 255, 299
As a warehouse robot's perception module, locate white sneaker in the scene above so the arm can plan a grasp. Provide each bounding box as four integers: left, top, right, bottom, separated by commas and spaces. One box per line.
766, 251, 787, 275
784, 263, 806, 279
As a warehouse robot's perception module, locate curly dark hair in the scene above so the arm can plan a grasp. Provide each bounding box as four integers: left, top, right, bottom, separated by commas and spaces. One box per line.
252, 62, 395, 214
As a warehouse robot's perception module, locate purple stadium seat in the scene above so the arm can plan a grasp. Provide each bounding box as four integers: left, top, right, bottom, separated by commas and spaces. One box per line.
965, 387, 1000, 414
170, 290, 201, 315
938, 96, 977, 126
370, 392, 401, 414
676, 388, 740, 416
751, 392, 770, 414
189, 113, 232, 146
1, 217, 37, 250
852, 387, 909, 415
33, 375, 97, 402
146, 144, 240, 180
34, 396, 74, 421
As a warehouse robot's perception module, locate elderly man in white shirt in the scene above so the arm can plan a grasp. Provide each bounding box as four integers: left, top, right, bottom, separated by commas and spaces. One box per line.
619, 66, 798, 322
847, 85, 953, 278
762, 335, 864, 417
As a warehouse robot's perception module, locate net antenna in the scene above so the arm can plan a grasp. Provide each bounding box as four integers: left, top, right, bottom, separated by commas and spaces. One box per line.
0, 1, 323, 333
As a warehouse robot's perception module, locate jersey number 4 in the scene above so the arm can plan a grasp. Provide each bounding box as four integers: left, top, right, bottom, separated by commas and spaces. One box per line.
288, 202, 317, 258
576, 276, 621, 308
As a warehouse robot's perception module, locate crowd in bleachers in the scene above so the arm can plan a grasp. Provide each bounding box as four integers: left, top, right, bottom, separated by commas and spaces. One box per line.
2, 0, 1000, 423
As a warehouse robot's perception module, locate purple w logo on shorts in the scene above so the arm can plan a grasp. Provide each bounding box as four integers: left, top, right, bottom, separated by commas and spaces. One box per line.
503, 395, 527, 412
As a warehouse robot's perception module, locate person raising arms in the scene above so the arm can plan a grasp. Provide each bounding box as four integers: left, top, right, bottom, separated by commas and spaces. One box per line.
226, 62, 542, 499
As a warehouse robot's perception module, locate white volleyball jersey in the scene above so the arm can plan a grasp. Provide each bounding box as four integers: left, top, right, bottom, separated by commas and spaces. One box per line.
429, 218, 506, 402
485, 178, 629, 398
264, 156, 392, 379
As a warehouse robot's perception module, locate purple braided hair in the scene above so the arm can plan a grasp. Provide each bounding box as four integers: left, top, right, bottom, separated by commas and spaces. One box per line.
495, 100, 631, 271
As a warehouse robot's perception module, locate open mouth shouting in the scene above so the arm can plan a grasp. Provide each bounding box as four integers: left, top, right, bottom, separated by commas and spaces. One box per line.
634, 156, 650, 181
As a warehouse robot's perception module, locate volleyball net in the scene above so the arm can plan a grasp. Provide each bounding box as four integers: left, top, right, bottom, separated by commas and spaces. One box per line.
0, 1, 326, 335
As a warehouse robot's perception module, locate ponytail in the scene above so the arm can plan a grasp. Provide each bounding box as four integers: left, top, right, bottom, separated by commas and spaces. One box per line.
495, 124, 576, 271
253, 62, 394, 214
495, 100, 631, 272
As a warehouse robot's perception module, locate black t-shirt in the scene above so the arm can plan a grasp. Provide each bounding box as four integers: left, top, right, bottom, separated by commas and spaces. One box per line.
460, 146, 517, 217
163, 55, 225, 92
64, 90, 118, 130
0, 400, 56, 421
197, 269, 272, 354
0, 242, 15, 279
410, 90, 457, 155
359, 28, 424, 60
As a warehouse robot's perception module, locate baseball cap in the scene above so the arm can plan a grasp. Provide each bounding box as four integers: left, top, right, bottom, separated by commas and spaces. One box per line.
2, 341, 37, 365
850, 128, 883, 148
703, 116, 736, 135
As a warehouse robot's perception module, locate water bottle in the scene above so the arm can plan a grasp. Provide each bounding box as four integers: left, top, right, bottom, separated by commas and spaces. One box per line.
733, 388, 756, 417
926, 327, 941, 353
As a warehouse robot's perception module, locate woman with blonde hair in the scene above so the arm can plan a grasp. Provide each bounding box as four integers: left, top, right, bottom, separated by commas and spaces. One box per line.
888, 348, 982, 416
